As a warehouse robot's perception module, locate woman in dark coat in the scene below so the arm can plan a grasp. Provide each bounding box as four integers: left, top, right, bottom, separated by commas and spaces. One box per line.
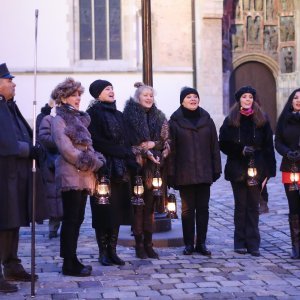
219, 85, 276, 257
51, 77, 106, 277
275, 88, 300, 258
38, 100, 63, 239
168, 87, 221, 256
87, 79, 137, 266
123, 82, 170, 259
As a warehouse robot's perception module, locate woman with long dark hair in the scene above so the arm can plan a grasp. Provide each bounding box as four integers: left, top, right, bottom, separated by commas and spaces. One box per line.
219, 85, 276, 257
275, 88, 300, 258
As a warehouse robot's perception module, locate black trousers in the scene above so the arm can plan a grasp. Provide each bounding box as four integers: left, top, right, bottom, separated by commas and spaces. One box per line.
284, 184, 300, 216
0, 228, 20, 278
60, 190, 87, 259
132, 187, 155, 236
231, 182, 260, 251
179, 184, 210, 247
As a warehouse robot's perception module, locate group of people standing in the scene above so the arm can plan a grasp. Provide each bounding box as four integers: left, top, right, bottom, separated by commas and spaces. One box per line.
0, 62, 299, 294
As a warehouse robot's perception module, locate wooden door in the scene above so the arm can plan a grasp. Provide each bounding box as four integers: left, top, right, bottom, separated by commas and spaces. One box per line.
229, 61, 277, 131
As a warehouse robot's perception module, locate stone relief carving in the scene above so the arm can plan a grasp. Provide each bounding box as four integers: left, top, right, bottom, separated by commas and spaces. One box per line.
281, 0, 293, 11
247, 16, 260, 43
255, 0, 263, 11
231, 25, 244, 50
266, 0, 275, 21
280, 17, 295, 42
244, 0, 252, 10
281, 47, 294, 73
264, 26, 278, 52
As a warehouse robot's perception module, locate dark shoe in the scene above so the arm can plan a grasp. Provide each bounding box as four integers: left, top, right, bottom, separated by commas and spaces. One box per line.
135, 245, 148, 259
99, 254, 113, 266
4, 264, 38, 282
250, 250, 261, 257
62, 258, 91, 277
49, 231, 58, 239
73, 256, 92, 271
259, 200, 269, 215
62, 265, 91, 277
108, 247, 125, 266
234, 248, 247, 254
144, 245, 159, 259
183, 245, 194, 255
0, 279, 18, 293
195, 244, 211, 256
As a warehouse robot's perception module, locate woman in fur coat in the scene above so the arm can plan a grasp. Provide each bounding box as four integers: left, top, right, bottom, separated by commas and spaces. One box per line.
275, 88, 300, 259
87, 79, 137, 266
168, 87, 222, 256
51, 78, 106, 277
123, 82, 170, 259
219, 85, 276, 257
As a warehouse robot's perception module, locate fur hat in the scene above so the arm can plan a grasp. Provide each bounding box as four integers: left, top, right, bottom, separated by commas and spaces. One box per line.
180, 87, 199, 104
235, 85, 256, 102
89, 79, 112, 99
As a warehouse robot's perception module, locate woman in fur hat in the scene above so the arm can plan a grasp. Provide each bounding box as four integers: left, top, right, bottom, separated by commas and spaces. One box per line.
219, 85, 276, 257
168, 87, 221, 256
275, 88, 300, 259
123, 82, 170, 259
87, 79, 138, 266
51, 77, 106, 276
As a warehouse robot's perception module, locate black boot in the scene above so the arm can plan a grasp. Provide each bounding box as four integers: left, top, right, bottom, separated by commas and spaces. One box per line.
107, 228, 125, 266
95, 229, 113, 266
289, 215, 300, 259
144, 232, 159, 259
134, 235, 148, 259
62, 257, 91, 277
195, 243, 212, 256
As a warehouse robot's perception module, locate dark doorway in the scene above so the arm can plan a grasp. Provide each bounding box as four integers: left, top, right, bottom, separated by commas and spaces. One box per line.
229, 61, 277, 131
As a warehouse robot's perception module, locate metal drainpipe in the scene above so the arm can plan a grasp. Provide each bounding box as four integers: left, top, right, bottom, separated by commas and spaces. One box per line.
191, 0, 197, 88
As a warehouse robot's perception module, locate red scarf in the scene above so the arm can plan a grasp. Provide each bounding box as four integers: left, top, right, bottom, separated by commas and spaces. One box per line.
240, 107, 254, 116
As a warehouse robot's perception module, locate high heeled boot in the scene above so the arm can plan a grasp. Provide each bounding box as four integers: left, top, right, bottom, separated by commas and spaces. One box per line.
107, 227, 125, 265
95, 228, 113, 266
289, 215, 300, 259
144, 231, 159, 259
134, 235, 147, 259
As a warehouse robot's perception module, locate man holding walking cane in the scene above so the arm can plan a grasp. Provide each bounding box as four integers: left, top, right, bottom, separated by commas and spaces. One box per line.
0, 63, 47, 293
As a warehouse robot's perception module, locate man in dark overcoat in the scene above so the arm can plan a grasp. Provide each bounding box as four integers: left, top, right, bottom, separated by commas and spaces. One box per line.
0, 63, 47, 293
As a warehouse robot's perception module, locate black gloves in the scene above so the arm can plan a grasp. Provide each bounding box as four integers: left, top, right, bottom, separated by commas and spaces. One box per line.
287, 150, 300, 162
126, 159, 141, 173
29, 143, 44, 160
242, 146, 255, 157
97, 164, 109, 177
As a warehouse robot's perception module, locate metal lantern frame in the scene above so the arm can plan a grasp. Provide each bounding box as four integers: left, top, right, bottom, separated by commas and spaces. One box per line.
131, 175, 145, 206
247, 158, 258, 186
289, 163, 299, 191
94, 175, 111, 205
167, 193, 178, 219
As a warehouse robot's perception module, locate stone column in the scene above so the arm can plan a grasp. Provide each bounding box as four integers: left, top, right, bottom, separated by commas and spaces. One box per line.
195, 0, 224, 130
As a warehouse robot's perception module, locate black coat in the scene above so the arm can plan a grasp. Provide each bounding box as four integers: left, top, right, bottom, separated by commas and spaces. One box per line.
168, 106, 222, 187
87, 100, 133, 226
275, 111, 300, 172
219, 114, 276, 182
0, 97, 48, 230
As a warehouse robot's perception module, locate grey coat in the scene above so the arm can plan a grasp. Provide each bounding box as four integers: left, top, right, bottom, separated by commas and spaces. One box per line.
52, 105, 105, 194
38, 114, 63, 218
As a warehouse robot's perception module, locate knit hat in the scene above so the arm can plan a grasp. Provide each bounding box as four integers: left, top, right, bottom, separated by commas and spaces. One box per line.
235, 85, 256, 102
180, 87, 199, 104
89, 79, 112, 99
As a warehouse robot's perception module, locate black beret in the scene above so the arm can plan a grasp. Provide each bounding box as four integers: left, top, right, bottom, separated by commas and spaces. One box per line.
235, 85, 256, 102
180, 87, 199, 104
89, 79, 112, 99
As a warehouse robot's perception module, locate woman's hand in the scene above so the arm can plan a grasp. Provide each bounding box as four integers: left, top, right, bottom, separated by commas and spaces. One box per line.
140, 141, 155, 151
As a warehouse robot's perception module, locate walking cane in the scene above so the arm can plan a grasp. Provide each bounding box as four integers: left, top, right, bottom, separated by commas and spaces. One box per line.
31, 9, 39, 297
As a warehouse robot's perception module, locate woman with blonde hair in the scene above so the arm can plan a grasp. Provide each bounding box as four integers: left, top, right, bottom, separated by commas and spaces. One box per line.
123, 82, 170, 259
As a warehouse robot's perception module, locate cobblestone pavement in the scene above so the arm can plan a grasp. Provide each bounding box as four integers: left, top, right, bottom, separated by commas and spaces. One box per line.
3, 153, 300, 299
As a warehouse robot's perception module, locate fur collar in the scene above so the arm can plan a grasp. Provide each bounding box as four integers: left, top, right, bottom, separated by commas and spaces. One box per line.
56, 105, 92, 146
123, 98, 166, 144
